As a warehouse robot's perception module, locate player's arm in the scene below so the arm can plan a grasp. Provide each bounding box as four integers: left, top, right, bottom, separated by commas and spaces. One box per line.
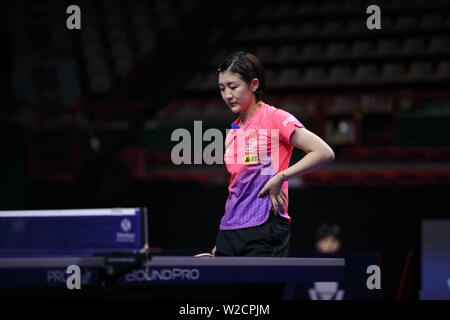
258, 127, 334, 213
282, 126, 335, 179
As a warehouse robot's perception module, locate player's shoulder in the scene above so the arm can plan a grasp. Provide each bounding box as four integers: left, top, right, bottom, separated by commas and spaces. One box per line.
262, 103, 293, 121
262, 102, 278, 113
263, 102, 290, 115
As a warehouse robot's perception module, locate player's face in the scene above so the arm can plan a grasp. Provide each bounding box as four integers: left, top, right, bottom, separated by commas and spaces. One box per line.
218, 71, 255, 114
316, 236, 342, 254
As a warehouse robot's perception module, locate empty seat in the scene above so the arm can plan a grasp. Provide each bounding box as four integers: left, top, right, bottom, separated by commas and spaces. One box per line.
153, 1, 173, 15
400, 146, 436, 162
378, 16, 394, 30
346, 20, 365, 34
355, 64, 378, 81
86, 58, 109, 75
278, 67, 301, 86
421, 12, 445, 28
28, 132, 83, 182
320, 1, 338, 13
255, 46, 275, 63
96, 101, 146, 124
89, 71, 112, 93
197, 72, 217, 90
425, 169, 450, 186
111, 42, 132, 59
172, 103, 202, 120
184, 73, 202, 91
105, 12, 124, 28
381, 62, 406, 80
298, 2, 316, 15
360, 170, 395, 187
273, 3, 294, 17
370, 146, 402, 162
265, 69, 277, 84
78, 0, 93, 8
403, 37, 425, 53
301, 171, 331, 187
148, 151, 172, 166
108, 28, 128, 44
301, 44, 323, 58
395, 16, 417, 30
102, 0, 121, 12
275, 44, 299, 61
273, 23, 296, 40
304, 67, 326, 83
390, 0, 411, 9
299, 22, 320, 36
82, 42, 105, 59
408, 61, 433, 79
393, 169, 428, 186
235, 26, 252, 41
203, 101, 234, 120
436, 60, 450, 79
128, 0, 149, 13
136, 26, 154, 44
118, 146, 149, 180
435, 147, 450, 161
351, 41, 374, 56
416, 0, 450, 8
325, 42, 347, 57
322, 21, 344, 35
132, 14, 151, 29
328, 170, 362, 187
428, 36, 449, 52
114, 57, 134, 76
412, 0, 428, 8
257, 3, 274, 18
80, 29, 100, 43
268, 69, 283, 88
82, 9, 99, 28
343, 0, 362, 11
338, 147, 371, 162
329, 65, 353, 81
210, 49, 227, 66
253, 25, 274, 40
377, 39, 400, 55
280, 101, 301, 116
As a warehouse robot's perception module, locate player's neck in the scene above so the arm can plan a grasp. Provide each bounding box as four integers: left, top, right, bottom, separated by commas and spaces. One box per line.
240, 101, 262, 125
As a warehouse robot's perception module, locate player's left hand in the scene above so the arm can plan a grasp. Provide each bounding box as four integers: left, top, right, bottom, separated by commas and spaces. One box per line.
257, 173, 286, 215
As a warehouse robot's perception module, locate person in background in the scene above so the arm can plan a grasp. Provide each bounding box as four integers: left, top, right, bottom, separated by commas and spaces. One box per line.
315, 223, 343, 254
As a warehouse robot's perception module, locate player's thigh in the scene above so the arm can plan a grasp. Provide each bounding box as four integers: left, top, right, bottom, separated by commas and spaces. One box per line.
215, 230, 235, 256
269, 215, 291, 257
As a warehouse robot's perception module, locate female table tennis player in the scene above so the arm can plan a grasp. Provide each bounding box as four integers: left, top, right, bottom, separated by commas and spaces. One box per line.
212, 51, 335, 257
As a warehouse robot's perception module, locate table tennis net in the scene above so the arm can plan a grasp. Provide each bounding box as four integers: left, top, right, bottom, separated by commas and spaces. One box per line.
0, 208, 148, 256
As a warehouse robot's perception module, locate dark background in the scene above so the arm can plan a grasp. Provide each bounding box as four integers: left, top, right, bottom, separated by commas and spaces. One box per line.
1, 0, 449, 300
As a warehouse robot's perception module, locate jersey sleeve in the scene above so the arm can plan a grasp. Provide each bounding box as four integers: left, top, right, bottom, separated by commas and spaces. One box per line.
271, 108, 304, 145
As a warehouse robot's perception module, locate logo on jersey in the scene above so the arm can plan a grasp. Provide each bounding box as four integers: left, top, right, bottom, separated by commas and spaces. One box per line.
244, 154, 259, 165
282, 116, 296, 127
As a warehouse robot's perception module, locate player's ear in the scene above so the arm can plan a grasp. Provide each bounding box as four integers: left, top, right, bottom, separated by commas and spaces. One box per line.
250, 78, 259, 93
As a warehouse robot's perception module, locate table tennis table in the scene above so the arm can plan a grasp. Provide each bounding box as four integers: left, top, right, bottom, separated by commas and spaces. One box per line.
0, 255, 344, 286
0, 208, 345, 299
0, 255, 344, 300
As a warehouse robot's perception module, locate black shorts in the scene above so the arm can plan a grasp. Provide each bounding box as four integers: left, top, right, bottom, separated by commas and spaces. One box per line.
215, 214, 291, 257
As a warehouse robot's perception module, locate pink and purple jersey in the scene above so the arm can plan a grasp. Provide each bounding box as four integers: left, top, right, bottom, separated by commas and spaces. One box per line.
221, 102, 304, 230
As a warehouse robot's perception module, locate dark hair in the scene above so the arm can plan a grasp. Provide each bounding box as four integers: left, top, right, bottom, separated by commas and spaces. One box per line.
315, 223, 343, 243
217, 51, 266, 101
